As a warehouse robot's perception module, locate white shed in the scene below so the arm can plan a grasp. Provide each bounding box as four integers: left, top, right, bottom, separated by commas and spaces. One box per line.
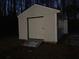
18, 4, 60, 43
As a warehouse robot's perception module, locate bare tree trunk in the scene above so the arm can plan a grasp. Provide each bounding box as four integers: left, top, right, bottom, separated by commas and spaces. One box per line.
0, 0, 2, 16
12, 0, 16, 16
0, 0, 3, 16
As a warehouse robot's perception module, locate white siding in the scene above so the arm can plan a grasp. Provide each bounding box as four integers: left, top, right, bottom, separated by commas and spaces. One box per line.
18, 4, 60, 42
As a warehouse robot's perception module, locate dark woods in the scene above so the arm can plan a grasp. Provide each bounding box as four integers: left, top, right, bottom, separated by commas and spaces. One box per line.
0, 0, 61, 16
0, 0, 18, 38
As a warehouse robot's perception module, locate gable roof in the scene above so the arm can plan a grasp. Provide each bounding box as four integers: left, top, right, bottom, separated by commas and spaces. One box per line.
18, 4, 60, 18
